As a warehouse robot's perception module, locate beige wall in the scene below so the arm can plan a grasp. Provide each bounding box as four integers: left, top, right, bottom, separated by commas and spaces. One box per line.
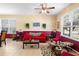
0, 15, 57, 31
57, 3, 79, 31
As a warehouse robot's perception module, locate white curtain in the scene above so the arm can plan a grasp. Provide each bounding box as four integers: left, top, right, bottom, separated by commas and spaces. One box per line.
1, 19, 16, 34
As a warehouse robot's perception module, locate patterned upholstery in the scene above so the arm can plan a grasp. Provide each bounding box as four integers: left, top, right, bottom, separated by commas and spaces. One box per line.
53, 32, 61, 43
41, 43, 55, 56
61, 51, 74, 56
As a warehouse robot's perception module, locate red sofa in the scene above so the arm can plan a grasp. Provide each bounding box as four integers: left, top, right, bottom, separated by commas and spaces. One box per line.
61, 51, 74, 56
60, 36, 79, 52
22, 31, 47, 42
23, 32, 31, 41
17, 31, 61, 42
53, 32, 61, 42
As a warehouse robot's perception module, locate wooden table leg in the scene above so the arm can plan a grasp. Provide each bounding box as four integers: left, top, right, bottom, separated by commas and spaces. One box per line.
38, 43, 39, 48
23, 43, 24, 49
0, 39, 2, 47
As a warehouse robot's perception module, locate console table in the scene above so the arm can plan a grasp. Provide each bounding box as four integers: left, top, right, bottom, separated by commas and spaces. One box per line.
23, 41, 39, 49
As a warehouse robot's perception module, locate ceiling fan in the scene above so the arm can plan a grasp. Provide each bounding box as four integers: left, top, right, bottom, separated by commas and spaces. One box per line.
34, 3, 55, 14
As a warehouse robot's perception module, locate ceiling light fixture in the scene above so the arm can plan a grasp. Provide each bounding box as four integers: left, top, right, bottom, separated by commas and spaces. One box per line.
34, 3, 55, 14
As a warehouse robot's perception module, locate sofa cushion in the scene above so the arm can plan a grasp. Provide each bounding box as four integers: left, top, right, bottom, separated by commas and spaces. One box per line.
23, 32, 31, 41
29, 32, 41, 36
61, 51, 74, 56
22, 31, 48, 42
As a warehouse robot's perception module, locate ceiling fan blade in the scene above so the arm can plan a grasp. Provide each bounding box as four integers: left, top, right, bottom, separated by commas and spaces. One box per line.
46, 10, 50, 13
40, 3, 44, 9
39, 11, 42, 14
34, 8, 41, 10
47, 7, 55, 9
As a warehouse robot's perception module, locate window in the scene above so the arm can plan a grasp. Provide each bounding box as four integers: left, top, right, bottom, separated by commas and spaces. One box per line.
72, 9, 79, 40
61, 8, 79, 41
1, 19, 8, 32
0, 19, 16, 34
63, 27, 71, 36
8, 20, 16, 34
62, 14, 71, 37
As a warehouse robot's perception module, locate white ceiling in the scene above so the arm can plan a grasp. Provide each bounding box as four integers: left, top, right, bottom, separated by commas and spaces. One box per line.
0, 3, 70, 16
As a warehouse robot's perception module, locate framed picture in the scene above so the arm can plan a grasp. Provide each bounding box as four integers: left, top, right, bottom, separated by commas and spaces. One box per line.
42, 23, 46, 29
25, 23, 29, 28
33, 22, 40, 27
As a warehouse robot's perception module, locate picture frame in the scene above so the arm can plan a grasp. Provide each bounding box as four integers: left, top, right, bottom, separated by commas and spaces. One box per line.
42, 23, 46, 29
25, 23, 29, 28
33, 22, 40, 27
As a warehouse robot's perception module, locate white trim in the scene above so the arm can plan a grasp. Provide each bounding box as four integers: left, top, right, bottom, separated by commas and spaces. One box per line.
61, 35, 79, 41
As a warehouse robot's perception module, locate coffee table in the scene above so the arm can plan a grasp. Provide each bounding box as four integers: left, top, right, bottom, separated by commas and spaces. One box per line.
23, 41, 39, 49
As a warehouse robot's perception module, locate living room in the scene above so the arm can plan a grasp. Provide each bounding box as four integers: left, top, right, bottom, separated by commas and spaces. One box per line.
0, 3, 79, 56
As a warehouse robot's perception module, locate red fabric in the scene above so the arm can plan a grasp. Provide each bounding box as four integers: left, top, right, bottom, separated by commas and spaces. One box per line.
61, 51, 74, 56
32, 32, 46, 42
60, 36, 79, 52
22, 31, 46, 42
39, 32, 46, 42
53, 32, 61, 42
23, 32, 31, 41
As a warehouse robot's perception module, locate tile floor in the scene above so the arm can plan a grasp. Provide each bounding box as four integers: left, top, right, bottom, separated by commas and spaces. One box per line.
0, 39, 43, 56
0, 39, 79, 56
